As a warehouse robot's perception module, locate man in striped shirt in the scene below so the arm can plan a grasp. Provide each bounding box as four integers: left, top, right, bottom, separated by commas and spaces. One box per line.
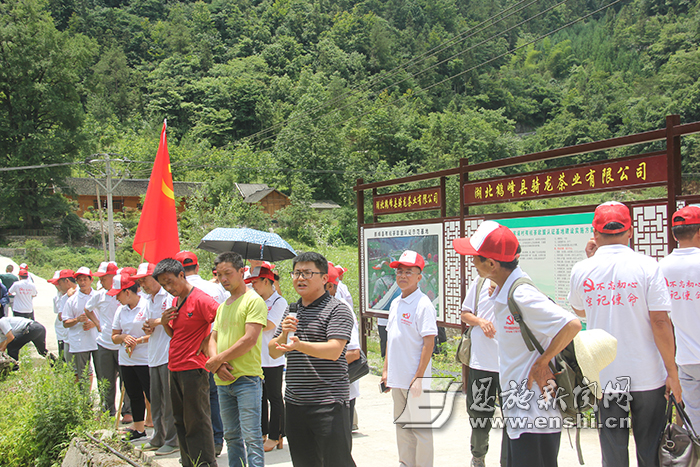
269, 252, 356, 467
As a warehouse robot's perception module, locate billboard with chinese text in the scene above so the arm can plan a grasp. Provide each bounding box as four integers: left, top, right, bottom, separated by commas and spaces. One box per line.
363, 223, 443, 320
497, 213, 594, 312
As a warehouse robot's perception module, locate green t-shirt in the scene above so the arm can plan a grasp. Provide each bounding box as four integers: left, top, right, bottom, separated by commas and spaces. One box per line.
213, 289, 268, 385
0, 274, 18, 291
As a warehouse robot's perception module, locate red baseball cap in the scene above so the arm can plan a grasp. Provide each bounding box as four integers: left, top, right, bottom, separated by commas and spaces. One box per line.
389, 250, 425, 271
244, 266, 275, 284
672, 205, 700, 227
132, 262, 156, 279
593, 201, 631, 234
453, 221, 520, 262
121, 266, 138, 276
95, 261, 118, 277
175, 250, 198, 267
18, 268, 29, 277
73, 266, 93, 278
48, 270, 61, 284
326, 262, 340, 285
48, 269, 75, 284
106, 271, 137, 296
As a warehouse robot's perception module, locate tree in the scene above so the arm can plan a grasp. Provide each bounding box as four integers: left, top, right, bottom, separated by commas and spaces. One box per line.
0, 0, 95, 228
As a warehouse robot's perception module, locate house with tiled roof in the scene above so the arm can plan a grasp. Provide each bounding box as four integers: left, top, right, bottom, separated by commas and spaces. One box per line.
234, 183, 291, 216
61, 178, 202, 216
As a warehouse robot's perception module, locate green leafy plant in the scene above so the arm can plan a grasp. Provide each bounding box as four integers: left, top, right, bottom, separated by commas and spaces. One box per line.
0, 357, 110, 467
59, 213, 88, 244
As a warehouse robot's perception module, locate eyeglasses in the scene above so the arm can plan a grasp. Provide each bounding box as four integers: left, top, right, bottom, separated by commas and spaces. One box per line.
395, 270, 417, 277
290, 271, 323, 280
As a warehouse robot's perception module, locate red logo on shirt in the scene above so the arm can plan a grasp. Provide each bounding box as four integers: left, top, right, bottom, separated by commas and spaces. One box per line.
402, 312, 410, 320
506, 315, 515, 325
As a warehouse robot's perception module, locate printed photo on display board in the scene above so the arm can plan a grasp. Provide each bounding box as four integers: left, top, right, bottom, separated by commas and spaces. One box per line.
363, 223, 443, 321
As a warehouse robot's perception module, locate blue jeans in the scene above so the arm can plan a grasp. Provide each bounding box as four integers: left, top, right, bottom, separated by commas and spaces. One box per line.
218, 376, 264, 467
210, 372, 224, 445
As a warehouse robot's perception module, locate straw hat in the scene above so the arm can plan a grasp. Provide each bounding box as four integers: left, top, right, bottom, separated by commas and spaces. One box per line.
574, 329, 617, 399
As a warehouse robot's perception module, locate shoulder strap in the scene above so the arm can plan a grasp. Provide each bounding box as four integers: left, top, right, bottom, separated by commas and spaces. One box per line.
472, 277, 487, 317
507, 277, 546, 355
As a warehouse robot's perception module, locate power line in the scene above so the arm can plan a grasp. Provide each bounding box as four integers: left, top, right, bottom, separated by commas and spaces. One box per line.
0, 161, 85, 172
266, 0, 626, 152
240, 0, 545, 145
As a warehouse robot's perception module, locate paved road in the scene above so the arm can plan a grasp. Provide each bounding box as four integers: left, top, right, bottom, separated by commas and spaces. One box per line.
1, 256, 636, 466
137, 370, 632, 467
0, 257, 60, 355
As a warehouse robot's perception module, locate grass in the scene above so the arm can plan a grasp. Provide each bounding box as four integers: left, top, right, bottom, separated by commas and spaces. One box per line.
0, 356, 111, 467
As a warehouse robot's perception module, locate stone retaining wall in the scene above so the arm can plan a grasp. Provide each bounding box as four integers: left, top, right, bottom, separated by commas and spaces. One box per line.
61, 436, 159, 467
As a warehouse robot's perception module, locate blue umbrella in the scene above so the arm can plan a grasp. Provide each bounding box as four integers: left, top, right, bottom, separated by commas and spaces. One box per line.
197, 228, 297, 261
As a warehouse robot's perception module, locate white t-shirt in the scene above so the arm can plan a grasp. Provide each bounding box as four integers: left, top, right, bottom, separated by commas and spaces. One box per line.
493, 267, 576, 440
9, 279, 37, 312
569, 244, 671, 392
62, 289, 98, 353
336, 280, 354, 310
85, 289, 121, 351
342, 296, 361, 401
386, 288, 438, 390
461, 278, 500, 372
261, 291, 287, 368
0, 316, 32, 343
146, 286, 174, 367
659, 247, 700, 366
53, 291, 69, 342
186, 275, 227, 304
112, 297, 150, 366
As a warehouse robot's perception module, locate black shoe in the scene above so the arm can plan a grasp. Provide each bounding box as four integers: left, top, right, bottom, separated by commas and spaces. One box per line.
215, 443, 223, 456
122, 428, 147, 441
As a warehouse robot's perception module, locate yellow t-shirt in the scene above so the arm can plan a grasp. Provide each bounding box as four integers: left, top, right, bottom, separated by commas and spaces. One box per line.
213, 290, 268, 385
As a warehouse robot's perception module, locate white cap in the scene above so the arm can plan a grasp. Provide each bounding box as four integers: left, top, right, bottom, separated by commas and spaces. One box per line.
74, 266, 93, 277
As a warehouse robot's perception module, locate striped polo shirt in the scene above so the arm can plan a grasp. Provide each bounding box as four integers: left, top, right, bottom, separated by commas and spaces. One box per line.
274, 292, 354, 405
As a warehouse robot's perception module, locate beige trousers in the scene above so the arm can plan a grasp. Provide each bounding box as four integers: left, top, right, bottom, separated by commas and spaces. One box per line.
392, 388, 434, 467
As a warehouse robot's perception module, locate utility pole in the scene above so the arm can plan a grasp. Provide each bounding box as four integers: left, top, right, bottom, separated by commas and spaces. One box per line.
95, 183, 107, 261
85, 153, 128, 262
105, 156, 116, 262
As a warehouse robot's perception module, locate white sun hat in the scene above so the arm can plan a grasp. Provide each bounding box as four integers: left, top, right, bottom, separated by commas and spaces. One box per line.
574, 329, 618, 399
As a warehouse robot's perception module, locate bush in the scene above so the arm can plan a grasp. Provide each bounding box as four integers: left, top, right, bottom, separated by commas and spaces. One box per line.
0, 358, 109, 467
59, 213, 88, 243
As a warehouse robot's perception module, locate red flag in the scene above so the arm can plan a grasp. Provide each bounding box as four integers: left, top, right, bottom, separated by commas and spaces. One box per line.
132, 120, 180, 263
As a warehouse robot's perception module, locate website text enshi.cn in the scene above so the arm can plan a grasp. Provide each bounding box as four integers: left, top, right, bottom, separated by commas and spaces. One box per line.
469, 414, 631, 430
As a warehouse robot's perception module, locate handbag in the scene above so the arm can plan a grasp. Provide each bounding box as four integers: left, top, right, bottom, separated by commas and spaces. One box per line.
348, 349, 370, 383
455, 277, 486, 366
660, 394, 700, 467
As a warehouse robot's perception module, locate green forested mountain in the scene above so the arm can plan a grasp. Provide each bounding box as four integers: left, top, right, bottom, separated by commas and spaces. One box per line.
1, 0, 699, 236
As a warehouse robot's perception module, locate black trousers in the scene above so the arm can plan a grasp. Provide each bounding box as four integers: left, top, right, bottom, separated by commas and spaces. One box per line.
507, 432, 561, 467
13, 310, 34, 320
120, 365, 150, 423
599, 385, 666, 467
262, 365, 285, 439
378, 325, 387, 358
467, 367, 508, 464
6, 321, 47, 361
286, 402, 356, 467
170, 369, 217, 467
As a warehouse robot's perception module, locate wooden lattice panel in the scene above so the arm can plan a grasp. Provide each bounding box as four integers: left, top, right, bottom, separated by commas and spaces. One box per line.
463, 219, 484, 291
442, 219, 462, 326
632, 204, 667, 260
